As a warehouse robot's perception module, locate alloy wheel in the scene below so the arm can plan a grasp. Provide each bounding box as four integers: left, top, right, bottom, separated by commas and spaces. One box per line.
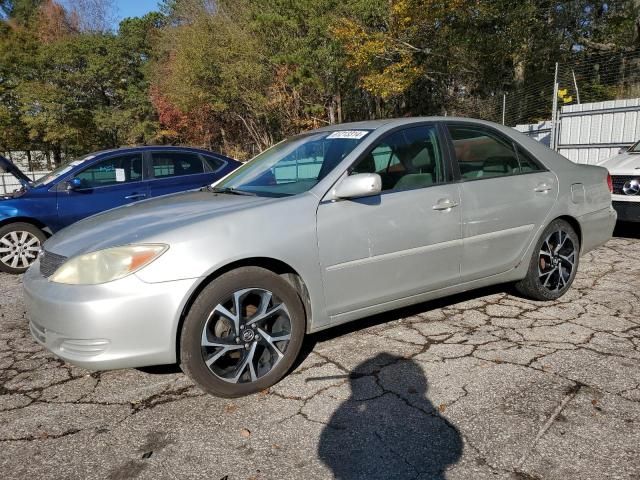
0, 230, 41, 270
538, 229, 576, 292
201, 288, 292, 384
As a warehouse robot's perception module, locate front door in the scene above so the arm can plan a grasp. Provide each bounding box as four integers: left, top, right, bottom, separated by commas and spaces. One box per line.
317, 124, 462, 317
445, 123, 558, 281
57, 153, 148, 226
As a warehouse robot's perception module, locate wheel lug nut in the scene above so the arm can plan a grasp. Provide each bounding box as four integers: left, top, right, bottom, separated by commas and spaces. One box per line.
255, 335, 261, 341
252, 324, 256, 329
244, 343, 250, 349
235, 337, 240, 343
240, 325, 244, 330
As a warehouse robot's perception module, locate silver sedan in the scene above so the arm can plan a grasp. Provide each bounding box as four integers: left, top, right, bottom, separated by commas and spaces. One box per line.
24, 118, 616, 397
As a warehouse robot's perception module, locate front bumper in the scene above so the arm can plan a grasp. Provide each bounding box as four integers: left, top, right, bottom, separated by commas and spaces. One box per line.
612, 200, 640, 223
23, 260, 198, 370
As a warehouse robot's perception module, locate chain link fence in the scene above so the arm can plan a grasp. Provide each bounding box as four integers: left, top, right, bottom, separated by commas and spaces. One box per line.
478, 50, 640, 129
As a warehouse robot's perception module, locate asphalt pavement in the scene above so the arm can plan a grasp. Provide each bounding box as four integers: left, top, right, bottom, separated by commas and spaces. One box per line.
1, 228, 639, 479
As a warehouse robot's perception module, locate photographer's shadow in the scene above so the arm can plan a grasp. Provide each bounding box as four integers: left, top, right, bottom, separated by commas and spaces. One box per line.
318, 353, 462, 479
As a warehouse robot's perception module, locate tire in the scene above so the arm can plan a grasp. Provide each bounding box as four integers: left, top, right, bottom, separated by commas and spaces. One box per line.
515, 219, 580, 301
0, 222, 46, 274
180, 267, 306, 397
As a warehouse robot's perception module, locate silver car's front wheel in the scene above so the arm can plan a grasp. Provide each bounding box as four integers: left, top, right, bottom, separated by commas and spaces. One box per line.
0, 223, 46, 274
181, 267, 305, 397
201, 288, 292, 384
515, 219, 580, 301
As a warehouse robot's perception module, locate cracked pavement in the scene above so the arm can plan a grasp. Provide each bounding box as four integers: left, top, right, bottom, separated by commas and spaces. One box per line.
1, 233, 640, 479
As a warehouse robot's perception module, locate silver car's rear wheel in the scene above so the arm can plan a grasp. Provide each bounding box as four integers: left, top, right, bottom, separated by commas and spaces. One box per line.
201, 288, 292, 384
181, 267, 305, 397
538, 229, 576, 292
515, 219, 580, 301
0, 223, 46, 274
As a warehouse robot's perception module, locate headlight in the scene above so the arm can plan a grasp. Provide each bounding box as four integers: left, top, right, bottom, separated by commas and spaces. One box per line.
50, 244, 168, 285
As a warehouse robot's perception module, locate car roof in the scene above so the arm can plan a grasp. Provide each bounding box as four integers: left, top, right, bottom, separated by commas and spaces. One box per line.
89, 145, 237, 161
312, 116, 501, 133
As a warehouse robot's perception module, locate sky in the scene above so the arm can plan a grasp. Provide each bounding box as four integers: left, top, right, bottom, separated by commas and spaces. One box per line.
113, 0, 160, 25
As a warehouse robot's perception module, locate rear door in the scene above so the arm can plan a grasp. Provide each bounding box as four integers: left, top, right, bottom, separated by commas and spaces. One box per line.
148, 150, 214, 198
445, 123, 557, 281
56, 152, 148, 226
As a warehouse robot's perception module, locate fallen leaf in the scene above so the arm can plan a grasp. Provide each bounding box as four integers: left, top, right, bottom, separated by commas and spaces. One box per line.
438, 404, 446, 413
240, 428, 251, 438
224, 403, 238, 414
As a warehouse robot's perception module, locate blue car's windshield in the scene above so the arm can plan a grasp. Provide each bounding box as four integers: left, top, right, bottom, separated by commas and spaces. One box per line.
215, 130, 371, 197
31, 154, 97, 187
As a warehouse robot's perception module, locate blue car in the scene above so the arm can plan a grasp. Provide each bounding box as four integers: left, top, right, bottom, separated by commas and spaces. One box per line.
0, 146, 239, 274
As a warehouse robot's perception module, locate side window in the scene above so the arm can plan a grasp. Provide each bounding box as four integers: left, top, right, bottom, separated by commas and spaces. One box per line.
75, 154, 143, 188
151, 152, 205, 179
515, 145, 542, 173
203, 155, 225, 172
448, 125, 519, 180
352, 125, 445, 191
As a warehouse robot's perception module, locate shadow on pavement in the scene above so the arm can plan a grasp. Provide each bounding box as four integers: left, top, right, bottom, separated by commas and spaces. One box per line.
613, 221, 640, 239
306, 282, 507, 343
317, 353, 463, 479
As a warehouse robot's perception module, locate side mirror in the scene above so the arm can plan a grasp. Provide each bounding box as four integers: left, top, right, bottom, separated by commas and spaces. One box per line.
66, 177, 83, 191
619, 147, 629, 154
334, 173, 382, 199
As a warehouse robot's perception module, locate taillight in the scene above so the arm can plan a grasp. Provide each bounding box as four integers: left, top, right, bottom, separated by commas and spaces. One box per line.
607, 173, 613, 193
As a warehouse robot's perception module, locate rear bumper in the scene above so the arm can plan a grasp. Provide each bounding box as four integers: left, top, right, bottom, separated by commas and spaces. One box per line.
612, 201, 640, 223
578, 206, 617, 254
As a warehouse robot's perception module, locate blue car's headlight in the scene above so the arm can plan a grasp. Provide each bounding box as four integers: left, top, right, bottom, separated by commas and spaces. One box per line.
50, 244, 168, 285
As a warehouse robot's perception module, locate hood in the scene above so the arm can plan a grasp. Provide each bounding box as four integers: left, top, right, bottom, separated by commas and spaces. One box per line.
44, 190, 273, 257
598, 152, 640, 175
0, 155, 31, 186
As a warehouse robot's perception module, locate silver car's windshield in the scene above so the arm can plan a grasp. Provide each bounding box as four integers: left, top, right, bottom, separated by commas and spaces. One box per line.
214, 130, 371, 197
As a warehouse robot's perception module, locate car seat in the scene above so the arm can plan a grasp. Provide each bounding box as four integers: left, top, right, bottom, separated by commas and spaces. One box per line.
394, 146, 435, 190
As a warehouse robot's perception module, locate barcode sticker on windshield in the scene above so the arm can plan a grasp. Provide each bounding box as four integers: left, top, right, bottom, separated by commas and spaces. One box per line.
326, 130, 369, 139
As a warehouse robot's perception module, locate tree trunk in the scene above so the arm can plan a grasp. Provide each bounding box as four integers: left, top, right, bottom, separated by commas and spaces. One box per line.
52, 145, 62, 167
328, 99, 336, 125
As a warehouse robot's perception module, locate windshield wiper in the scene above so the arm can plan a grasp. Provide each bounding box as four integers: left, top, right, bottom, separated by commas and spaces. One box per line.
209, 186, 256, 196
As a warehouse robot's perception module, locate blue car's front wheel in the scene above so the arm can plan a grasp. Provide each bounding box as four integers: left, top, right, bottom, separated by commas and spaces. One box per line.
0, 222, 46, 275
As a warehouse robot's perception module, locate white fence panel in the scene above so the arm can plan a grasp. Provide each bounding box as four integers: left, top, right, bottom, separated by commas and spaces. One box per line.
515, 121, 552, 146
557, 98, 640, 164
1, 171, 50, 195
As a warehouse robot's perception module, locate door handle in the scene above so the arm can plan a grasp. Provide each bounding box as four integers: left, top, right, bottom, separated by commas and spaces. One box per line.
125, 193, 147, 200
432, 198, 459, 211
534, 183, 552, 193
